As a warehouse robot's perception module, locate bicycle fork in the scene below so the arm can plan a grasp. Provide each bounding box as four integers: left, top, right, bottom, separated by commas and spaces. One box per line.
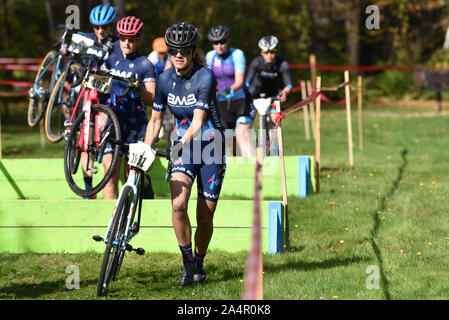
93, 169, 145, 255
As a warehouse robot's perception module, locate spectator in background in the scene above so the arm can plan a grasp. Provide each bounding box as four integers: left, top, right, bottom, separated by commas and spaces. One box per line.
148, 37, 173, 78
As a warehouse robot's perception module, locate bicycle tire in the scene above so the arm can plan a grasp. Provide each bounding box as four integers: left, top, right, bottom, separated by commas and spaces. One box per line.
64, 104, 121, 198
112, 186, 135, 281
45, 62, 82, 143
28, 50, 56, 127
97, 185, 133, 297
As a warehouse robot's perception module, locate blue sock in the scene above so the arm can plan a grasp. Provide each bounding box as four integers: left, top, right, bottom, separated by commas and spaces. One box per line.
84, 176, 92, 190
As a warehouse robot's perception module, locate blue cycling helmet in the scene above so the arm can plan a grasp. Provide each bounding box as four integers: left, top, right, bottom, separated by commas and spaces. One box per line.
89, 5, 116, 26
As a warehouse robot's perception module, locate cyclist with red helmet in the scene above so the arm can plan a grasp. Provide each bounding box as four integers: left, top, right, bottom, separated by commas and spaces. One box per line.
144, 22, 225, 286
101, 16, 156, 200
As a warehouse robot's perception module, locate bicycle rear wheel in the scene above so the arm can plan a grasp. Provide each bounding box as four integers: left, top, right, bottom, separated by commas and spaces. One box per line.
28, 50, 56, 127
64, 104, 121, 198
45, 62, 82, 143
97, 185, 133, 297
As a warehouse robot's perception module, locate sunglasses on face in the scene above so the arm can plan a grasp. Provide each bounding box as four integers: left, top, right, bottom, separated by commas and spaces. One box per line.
168, 47, 193, 56
93, 25, 110, 31
119, 35, 138, 44
262, 50, 276, 54
212, 40, 228, 45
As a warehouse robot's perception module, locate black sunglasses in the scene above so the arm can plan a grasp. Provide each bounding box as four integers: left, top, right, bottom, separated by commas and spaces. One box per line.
212, 40, 228, 45
168, 47, 193, 56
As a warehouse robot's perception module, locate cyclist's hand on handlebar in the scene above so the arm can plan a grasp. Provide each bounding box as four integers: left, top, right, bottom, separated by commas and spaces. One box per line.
102, 41, 114, 55
225, 87, 234, 100
277, 91, 287, 103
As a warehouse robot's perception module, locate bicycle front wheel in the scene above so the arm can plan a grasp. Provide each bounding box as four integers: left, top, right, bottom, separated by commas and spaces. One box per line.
45, 62, 82, 143
64, 104, 121, 198
97, 185, 134, 297
28, 50, 56, 127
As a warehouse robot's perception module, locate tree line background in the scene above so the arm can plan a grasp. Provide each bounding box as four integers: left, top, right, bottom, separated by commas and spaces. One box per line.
2, 0, 449, 100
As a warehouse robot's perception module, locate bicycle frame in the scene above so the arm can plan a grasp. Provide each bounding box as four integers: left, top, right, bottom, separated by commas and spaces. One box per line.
104, 167, 143, 250
64, 85, 101, 152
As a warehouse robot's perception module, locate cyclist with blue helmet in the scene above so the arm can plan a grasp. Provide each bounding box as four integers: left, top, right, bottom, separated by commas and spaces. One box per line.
101, 16, 157, 200
84, 5, 119, 68
144, 22, 225, 286
79, 4, 119, 199
206, 25, 255, 157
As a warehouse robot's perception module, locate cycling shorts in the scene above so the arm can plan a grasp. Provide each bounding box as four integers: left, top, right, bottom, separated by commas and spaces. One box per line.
170, 137, 226, 202
104, 109, 148, 160
218, 98, 252, 129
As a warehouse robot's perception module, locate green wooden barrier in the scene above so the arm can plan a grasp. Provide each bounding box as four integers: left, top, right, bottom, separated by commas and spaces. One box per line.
0, 199, 268, 253
0, 157, 301, 200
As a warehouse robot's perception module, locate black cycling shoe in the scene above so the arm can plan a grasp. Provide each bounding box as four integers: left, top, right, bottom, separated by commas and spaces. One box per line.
179, 262, 195, 286
193, 267, 206, 284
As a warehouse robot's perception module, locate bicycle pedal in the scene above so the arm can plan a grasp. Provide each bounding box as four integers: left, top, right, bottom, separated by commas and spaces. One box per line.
130, 222, 139, 233
135, 248, 145, 256
92, 234, 104, 242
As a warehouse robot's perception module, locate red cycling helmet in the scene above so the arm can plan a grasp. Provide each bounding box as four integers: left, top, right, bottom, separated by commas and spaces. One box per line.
117, 16, 144, 37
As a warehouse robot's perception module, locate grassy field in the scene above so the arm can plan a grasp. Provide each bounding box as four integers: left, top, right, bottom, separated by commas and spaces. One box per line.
1, 101, 449, 300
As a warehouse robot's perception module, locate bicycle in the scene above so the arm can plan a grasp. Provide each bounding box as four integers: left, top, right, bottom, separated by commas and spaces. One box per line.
63, 62, 141, 198
93, 142, 169, 297
252, 94, 281, 154
27, 24, 82, 127
45, 34, 114, 143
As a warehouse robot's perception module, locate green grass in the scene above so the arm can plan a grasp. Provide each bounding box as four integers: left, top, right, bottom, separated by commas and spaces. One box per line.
2, 101, 449, 299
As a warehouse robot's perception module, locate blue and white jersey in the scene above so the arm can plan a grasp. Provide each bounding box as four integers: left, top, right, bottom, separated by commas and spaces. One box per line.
103, 50, 156, 113
82, 33, 119, 69
205, 47, 246, 101
153, 62, 223, 138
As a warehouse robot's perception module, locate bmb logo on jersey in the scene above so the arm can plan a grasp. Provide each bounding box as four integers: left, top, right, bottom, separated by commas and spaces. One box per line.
168, 93, 197, 106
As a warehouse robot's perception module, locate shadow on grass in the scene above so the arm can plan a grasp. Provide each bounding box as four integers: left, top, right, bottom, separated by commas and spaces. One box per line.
0, 278, 98, 299
263, 255, 372, 274
368, 148, 408, 300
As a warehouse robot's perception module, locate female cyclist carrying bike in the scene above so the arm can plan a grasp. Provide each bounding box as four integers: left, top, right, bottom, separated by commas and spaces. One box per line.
245, 35, 293, 155
206, 25, 254, 157
101, 16, 157, 200
79, 4, 118, 198
144, 22, 226, 286
84, 5, 119, 69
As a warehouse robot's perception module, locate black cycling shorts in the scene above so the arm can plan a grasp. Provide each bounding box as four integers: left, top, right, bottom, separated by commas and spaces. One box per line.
218, 98, 251, 129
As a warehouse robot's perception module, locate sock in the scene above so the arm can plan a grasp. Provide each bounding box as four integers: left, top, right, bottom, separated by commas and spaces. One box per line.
179, 243, 194, 264
84, 176, 92, 190
194, 251, 206, 270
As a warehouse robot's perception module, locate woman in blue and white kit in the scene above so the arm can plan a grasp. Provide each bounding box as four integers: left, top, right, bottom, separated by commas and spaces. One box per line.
101, 16, 156, 200
206, 25, 255, 157
144, 22, 226, 286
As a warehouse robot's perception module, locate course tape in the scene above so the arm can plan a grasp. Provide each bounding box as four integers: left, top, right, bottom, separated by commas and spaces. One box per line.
0, 89, 30, 97
243, 87, 322, 299
290, 63, 449, 72
0, 64, 39, 71
243, 158, 264, 300
0, 58, 42, 64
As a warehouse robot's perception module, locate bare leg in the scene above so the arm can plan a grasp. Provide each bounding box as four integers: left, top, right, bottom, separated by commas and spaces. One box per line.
235, 123, 256, 157
194, 197, 217, 255
102, 154, 121, 199
170, 172, 193, 246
